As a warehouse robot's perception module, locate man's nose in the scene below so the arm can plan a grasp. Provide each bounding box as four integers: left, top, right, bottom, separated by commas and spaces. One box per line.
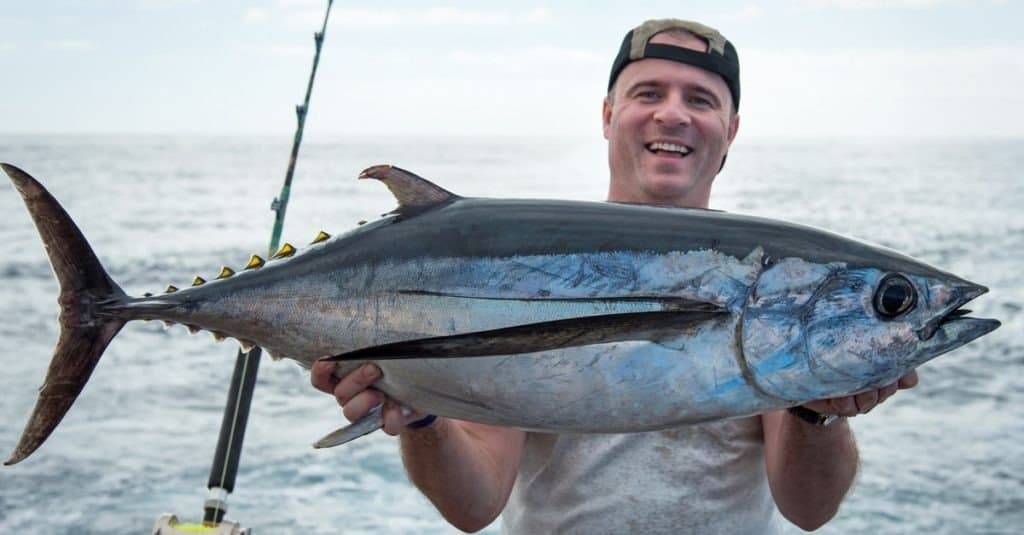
653, 97, 691, 127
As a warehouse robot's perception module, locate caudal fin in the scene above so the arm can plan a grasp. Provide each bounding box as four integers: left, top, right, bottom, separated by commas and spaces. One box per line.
2, 163, 127, 465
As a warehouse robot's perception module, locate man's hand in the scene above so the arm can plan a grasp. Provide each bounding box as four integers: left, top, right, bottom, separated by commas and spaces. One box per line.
310, 361, 429, 435
802, 370, 919, 417
311, 361, 524, 531
763, 370, 918, 529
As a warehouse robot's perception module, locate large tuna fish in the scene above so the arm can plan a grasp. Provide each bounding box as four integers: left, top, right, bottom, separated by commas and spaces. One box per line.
1, 162, 999, 465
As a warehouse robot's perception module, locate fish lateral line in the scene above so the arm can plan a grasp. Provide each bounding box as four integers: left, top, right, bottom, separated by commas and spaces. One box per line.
394, 289, 726, 311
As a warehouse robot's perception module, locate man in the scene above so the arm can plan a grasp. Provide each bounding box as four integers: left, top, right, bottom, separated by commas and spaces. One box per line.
311, 18, 918, 533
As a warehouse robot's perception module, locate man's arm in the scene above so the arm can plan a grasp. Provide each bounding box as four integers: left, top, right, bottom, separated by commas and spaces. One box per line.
762, 371, 918, 531
762, 410, 857, 531
401, 420, 525, 532
311, 362, 524, 533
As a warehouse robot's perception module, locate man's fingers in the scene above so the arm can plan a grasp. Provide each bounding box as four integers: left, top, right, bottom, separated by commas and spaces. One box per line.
797, 396, 855, 417
311, 362, 418, 433
898, 370, 919, 390
853, 390, 879, 413
342, 390, 385, 423
797, 371, 921, 421
310, 360, 339, 393
381, 400, 405, 435
801, 399, 833, 414
877, 382, 900, 404
332, 363, 383, 405
828, 397, 858, 417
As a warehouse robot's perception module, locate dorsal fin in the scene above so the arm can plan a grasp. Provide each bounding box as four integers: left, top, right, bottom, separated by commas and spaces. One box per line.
359, 164, 459, 211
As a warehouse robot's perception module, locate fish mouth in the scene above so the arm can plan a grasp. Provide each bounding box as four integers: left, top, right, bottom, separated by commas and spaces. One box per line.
645, 141, 692, 158
916, 282, 1000, 342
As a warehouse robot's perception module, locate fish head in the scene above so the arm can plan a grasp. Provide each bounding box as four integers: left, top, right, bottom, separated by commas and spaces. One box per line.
741, 258, 1000, 402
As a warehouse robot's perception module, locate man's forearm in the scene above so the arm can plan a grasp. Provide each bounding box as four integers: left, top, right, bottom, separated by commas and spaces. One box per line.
762, 410, 859, 531
401, 419, 525, 533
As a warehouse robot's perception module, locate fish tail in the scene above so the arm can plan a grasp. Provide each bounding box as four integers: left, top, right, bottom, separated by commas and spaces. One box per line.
2, 163, 128, 466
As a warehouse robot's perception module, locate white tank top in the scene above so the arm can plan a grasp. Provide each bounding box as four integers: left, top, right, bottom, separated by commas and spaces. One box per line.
501, 417, 783, 534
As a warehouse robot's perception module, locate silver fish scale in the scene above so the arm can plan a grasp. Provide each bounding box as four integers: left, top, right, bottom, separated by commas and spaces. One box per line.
237, 248, 763, 365
372, 315, 769, 430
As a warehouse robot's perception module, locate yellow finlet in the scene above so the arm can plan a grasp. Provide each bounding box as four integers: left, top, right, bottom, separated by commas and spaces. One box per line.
245, 255, 265, 270
357, 220, 367, 226
212, 332, 226, 342
217, 266, 235, 279
165, 285, 179, 293
239, 340, 256, 353
192, 276, 206, 286
272, 242, 296, 259
312, 230, 331, 244
186, 325, 200, 334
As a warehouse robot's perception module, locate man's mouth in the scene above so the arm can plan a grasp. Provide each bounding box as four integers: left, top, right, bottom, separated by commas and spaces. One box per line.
646, 142, 692, 158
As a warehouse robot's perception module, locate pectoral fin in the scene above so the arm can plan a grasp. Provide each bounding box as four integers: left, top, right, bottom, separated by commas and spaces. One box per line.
325, 309, 724, 361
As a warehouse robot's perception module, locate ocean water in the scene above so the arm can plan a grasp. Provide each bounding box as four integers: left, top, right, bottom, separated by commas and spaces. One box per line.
0, 134, 1020, 534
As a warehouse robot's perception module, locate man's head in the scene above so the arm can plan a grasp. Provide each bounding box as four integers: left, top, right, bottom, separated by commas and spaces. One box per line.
603, 19, 740, 208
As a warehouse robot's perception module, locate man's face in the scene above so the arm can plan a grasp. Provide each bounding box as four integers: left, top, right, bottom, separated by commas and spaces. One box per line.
603, 32, 740, 208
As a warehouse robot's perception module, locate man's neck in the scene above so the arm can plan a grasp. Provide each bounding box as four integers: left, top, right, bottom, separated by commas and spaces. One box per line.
606, 185, 711, 209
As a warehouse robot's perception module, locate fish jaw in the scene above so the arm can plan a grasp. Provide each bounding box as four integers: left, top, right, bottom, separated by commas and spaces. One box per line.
909, 315, 1000, 367
901, 279, 999, 371
914, 280, 989, 341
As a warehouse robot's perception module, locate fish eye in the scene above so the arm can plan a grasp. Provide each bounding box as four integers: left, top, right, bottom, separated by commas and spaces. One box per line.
873, 274, 917, 318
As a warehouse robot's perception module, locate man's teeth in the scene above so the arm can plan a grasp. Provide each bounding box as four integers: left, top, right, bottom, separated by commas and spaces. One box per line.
647, 142, 691, 156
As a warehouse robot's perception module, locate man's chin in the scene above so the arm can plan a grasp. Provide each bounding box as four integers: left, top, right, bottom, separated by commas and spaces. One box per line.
638, 175, 707, 206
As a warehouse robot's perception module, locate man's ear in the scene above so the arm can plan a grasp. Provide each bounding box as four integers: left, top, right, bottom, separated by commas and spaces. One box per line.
727, 113, 740, 144
602, 96, 613, 140
718, 113, 741, 173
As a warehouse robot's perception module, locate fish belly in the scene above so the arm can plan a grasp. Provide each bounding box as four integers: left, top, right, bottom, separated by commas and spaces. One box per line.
370, 316, 780, 432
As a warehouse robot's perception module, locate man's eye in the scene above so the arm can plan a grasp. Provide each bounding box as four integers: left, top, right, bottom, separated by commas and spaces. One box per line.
636, 90, 660, 101
689, 96, 713, 108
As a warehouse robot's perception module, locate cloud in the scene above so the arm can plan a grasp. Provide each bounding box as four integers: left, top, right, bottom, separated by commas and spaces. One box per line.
316, 75, 605, 136
740, 45, 1024, 137
277, 0, 324, 7
447, 46, 603, 66
0, 43, 14, 53
245, 7, 270, 23
789, 0, 968, 9
137, 0, 201, 10
44, 40, 96, 51
329, 6, 549, 27
739, 3, 764, 17
231, 42, 310, 57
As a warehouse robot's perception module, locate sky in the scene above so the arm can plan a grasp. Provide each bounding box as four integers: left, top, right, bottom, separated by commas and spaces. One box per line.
0, 0, 1022, 138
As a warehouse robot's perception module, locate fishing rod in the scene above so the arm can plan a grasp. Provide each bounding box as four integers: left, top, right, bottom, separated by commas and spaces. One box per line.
154, 1, 334, 533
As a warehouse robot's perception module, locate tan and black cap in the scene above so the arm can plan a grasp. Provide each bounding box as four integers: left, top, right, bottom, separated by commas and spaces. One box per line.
608, 19, 740, 111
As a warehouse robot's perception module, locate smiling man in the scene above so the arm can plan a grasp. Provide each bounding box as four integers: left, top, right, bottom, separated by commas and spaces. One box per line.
604, 21, 739, 207
312, 18, 917, 533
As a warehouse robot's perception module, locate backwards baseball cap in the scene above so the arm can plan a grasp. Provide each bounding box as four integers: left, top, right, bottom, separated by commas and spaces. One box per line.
608, 19, 740, 111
